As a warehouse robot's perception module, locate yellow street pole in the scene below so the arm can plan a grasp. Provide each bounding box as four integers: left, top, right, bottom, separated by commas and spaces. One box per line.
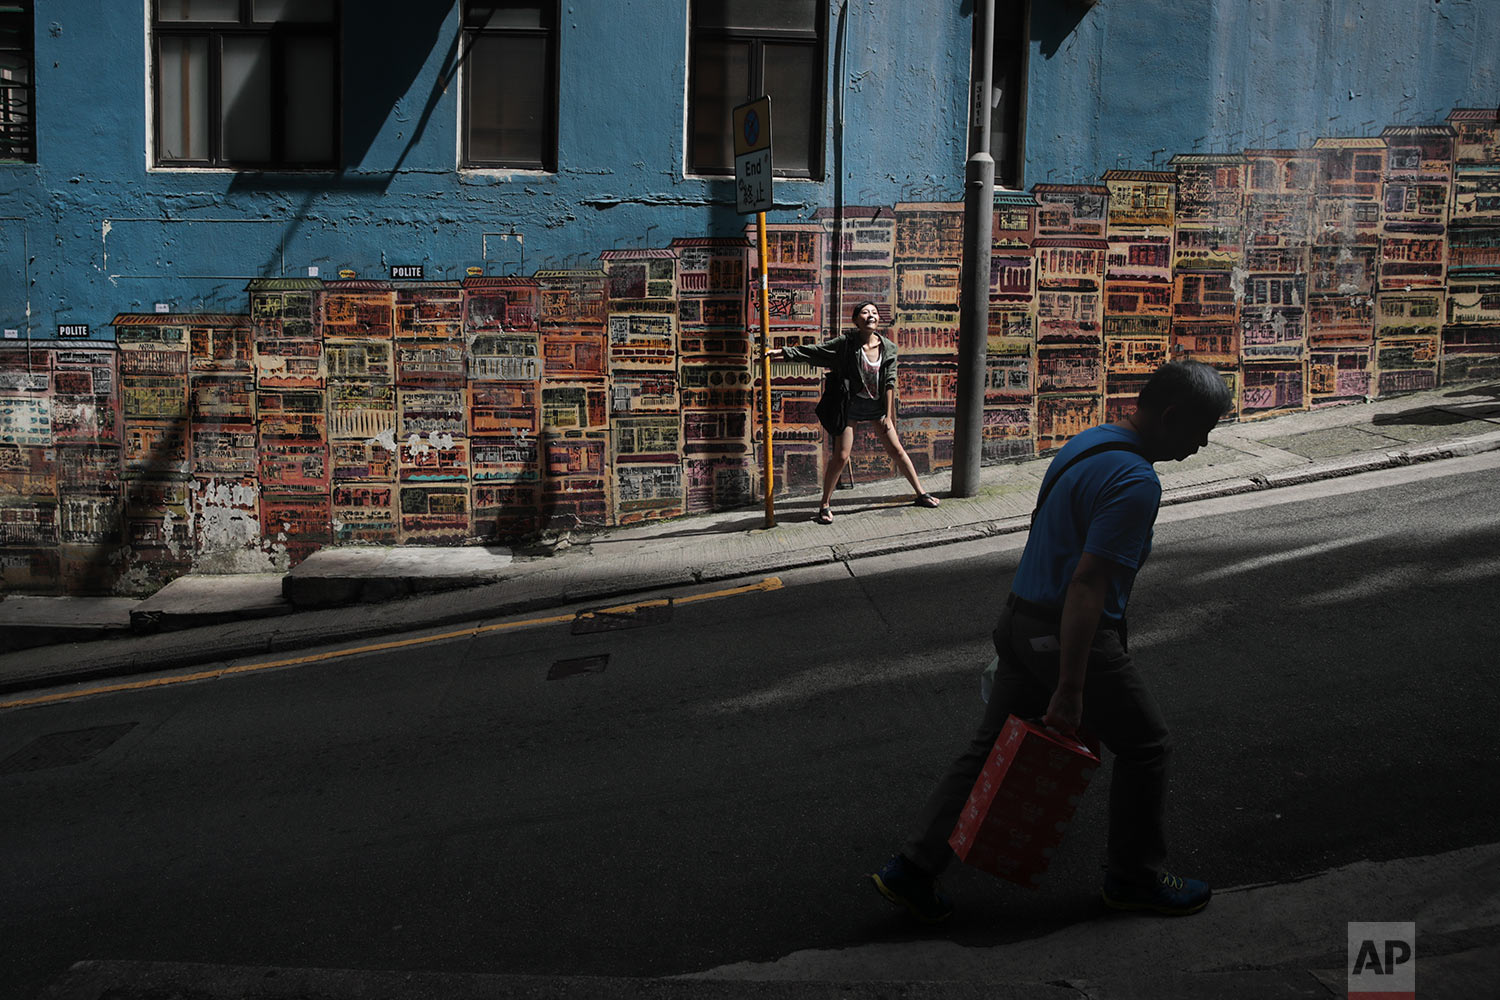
757, 210, 775, 528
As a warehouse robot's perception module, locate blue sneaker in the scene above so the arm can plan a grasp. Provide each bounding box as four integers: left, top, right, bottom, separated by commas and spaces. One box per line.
869, 855, 954, 924
1102, 870, 1212, 915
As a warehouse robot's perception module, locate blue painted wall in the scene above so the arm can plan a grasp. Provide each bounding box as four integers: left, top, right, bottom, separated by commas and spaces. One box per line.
0, 0, 1495, 334
0, 0, 973, 335
1027, 0, 1498, 181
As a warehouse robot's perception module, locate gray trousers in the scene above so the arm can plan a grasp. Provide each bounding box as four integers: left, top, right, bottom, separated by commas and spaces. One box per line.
902, 604, 1171, 884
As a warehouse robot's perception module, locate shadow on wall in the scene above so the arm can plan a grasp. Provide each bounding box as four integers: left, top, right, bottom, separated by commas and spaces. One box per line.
222, 2, 459, 277
1031, 0, 1094, 59
340, 0, 459, 175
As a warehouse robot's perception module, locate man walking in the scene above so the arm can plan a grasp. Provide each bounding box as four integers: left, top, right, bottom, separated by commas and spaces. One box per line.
871, 359, 1234, 922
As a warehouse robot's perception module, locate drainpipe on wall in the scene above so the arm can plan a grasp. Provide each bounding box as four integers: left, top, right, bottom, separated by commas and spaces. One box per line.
831, 0, 850, 340
953, 0, 995, 496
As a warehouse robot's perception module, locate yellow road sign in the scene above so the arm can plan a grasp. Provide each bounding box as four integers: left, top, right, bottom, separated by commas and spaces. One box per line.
733, 96, 773, 215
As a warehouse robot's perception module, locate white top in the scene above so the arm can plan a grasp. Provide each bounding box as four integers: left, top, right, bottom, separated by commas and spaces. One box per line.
856, 343, 881, 399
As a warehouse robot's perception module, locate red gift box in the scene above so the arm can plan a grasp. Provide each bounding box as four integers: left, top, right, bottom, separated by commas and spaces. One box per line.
948, 714, 1101, 888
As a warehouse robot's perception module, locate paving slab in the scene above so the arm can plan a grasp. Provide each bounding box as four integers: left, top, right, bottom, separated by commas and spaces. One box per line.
129, 573, 290, 633
0, 597, 136, 652
1260, 425, 1406, 460
1367, 408, 1500, 444
283, 546, 514, 609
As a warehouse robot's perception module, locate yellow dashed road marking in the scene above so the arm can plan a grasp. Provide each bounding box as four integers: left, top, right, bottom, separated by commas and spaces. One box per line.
1, 576, 784, 711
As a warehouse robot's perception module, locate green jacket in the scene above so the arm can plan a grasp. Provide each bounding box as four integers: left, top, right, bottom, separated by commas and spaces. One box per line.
782, 333, 899, 396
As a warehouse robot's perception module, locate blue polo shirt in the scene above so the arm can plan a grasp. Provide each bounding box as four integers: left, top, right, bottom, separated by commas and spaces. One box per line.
1011, 423, 1160, 621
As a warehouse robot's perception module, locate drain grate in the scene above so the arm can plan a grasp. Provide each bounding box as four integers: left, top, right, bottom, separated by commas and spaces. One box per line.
570, 600, 673, 635
0, 722, 138, 776
547, 654, 609, 680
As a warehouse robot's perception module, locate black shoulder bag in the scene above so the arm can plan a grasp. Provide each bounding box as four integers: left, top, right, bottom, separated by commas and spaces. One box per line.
814, 339, 854, 434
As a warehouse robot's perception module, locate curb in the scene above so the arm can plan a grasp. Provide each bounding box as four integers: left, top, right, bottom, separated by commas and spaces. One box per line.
1187, 430, 1500, 497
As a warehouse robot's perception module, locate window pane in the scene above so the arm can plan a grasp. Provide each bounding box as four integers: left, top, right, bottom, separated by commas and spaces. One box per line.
0, 11, 30, 51
157, 0, 240, 22
221, 35, 272, 163
693, 0, 816, 33
989, 54, 1023, 186
284, 35, 335, 163
158, 35, 209, 160
689, 38, 748, 173
252, 0, 335, 22
985, 0, 1026, 187
763, 41, 814, 174
465, 2, 548, 30
0, 0, 32, 162
0, 47, 32, 160
0, 54, 30, 87
467, 32, 547, 166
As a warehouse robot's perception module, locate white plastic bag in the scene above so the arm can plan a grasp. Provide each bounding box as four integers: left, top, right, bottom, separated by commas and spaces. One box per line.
980, 654, 999, 703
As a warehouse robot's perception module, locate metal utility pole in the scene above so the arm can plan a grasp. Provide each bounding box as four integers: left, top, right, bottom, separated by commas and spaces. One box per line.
952, 0, 996, 497
756, 214, 775, 527
734, 97, 776, 528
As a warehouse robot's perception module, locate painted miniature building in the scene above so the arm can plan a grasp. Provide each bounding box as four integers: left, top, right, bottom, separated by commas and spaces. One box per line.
1101, 170, 1176, 422
985, 190, 1038, 461
1443, 109, 1500, 385
1169, 152, 1244, 405
1307, 138, 1385, 405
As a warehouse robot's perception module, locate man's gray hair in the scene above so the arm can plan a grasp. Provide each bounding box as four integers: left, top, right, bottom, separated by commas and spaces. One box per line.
1138, 360, 1234, 419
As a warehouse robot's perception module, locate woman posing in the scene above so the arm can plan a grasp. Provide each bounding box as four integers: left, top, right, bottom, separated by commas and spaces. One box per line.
768, 301, 941, 523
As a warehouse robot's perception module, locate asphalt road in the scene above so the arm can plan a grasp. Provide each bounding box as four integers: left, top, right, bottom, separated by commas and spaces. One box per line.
3, 456, 1498, 998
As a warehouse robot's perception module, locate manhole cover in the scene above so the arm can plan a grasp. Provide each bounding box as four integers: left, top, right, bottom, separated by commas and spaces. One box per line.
0, 723, 137, 776
548, 654, 609, 680
570, 600, 673, 634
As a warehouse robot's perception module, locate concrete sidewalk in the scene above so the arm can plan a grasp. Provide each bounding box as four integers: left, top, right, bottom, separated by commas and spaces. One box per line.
3, 379, 1499, 695
33, 841, 1500, 998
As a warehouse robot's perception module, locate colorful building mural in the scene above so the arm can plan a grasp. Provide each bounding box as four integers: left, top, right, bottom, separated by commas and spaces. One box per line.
2, 1, 1498, 595
4, 107, 1500, 595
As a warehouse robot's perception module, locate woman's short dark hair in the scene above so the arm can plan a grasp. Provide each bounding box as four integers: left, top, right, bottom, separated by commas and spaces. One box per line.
1138, 360, 1234, 420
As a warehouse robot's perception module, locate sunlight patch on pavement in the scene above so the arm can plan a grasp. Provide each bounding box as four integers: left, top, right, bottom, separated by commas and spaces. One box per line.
1296, 564, 1430, 607
700, 652, 980, 715
1183, 532, 1389, 584
1298, 555, 1500, 608
1116, 609, 1230, 651
1429, 556, 1500, 586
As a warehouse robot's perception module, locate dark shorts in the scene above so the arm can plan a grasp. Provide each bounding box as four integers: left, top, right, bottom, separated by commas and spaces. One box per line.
848, 394, 885, 422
